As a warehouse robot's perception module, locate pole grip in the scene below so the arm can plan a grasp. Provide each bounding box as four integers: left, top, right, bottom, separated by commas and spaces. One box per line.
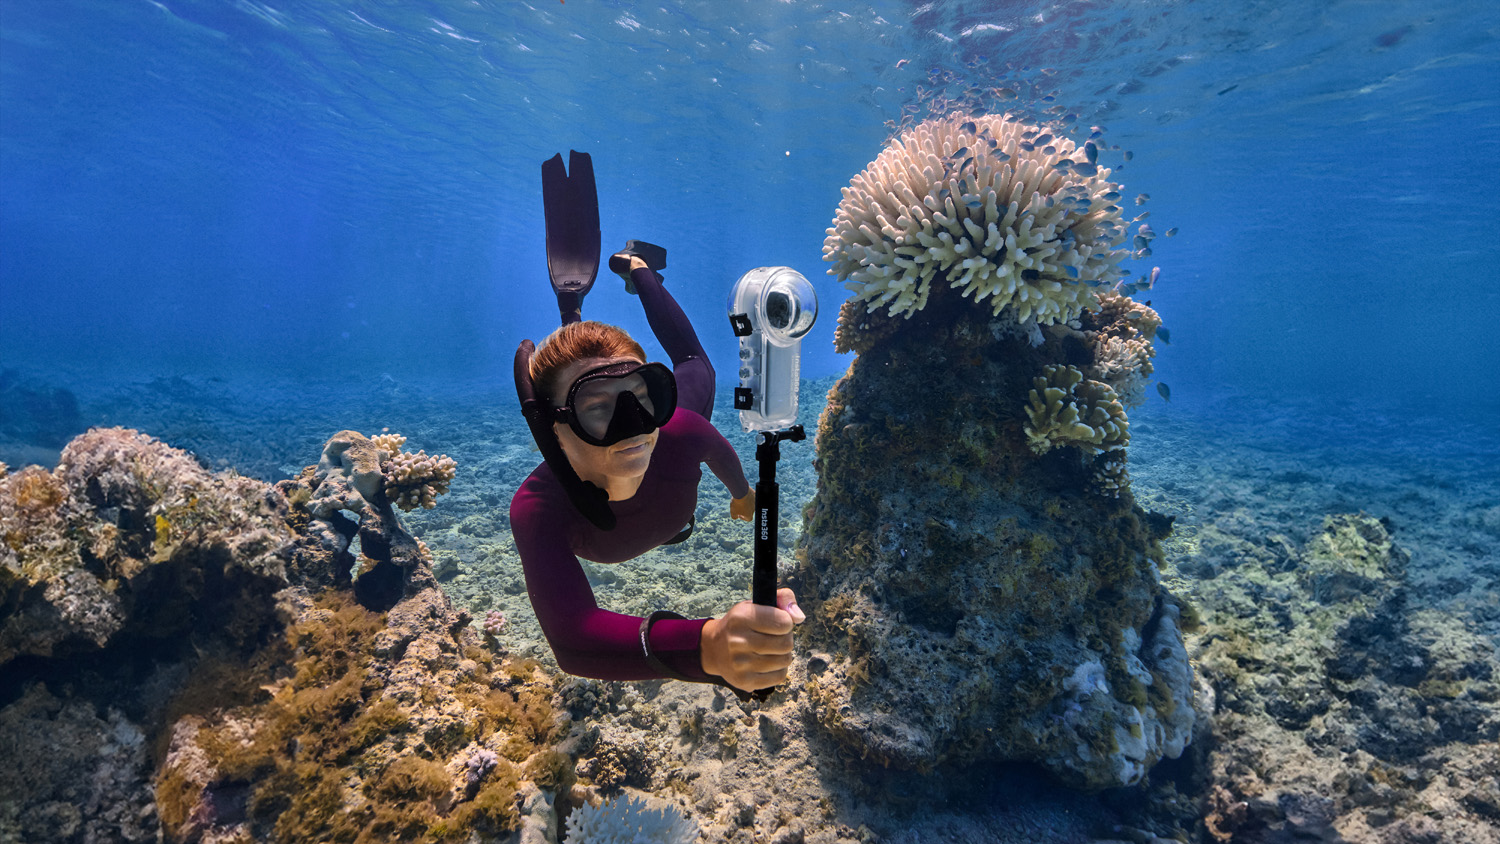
752, 479, 779, 606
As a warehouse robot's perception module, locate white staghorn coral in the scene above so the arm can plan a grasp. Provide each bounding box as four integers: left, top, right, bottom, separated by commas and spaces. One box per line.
1023, 365, 1130, 455
824, 113, 1131, 325
1082, 291, 1161, 407
565, 794, 699, 844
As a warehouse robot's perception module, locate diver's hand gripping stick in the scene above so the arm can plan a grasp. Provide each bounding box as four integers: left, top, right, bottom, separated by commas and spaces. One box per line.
729, 268, 816, 699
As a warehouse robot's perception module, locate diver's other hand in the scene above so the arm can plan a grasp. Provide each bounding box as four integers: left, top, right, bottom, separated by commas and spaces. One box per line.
730, 490, 755, 521
700, 589, 805, 691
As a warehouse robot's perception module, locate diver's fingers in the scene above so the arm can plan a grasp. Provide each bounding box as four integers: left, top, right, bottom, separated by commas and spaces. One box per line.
743, 602, 795, 636
739, 629, 794, 656
776, 588, 806, 623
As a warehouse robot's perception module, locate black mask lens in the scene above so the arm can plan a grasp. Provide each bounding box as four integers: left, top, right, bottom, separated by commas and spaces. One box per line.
562, 362, 677, 447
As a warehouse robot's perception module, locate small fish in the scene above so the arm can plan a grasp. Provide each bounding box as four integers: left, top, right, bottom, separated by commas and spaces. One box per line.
994, 87, 1018, 99
965, 198, 984, 209
1156, 327, 1170, 344
1084, 141, 1098, 164
1123, 150, 1134, 161
1149, 266, 1161, 287
1089, 126, 1104, 139
1119, 283, 1139, 295
1157, 382, 1171, 402
1134, 211, 1151, 220
1074, 162, 1098, 175
1138, 224, 1154, 237
1035, 133, 1053, 145
960, 120, 977, 133
1138, 246, 1152, 257
995, 152, 1010, 161
1103, 190, 1120, 200
961, 156, 975, 170
1135, 193, 1150, 205
1055, 159, 1074, 171
1217, 84, 1238, 96
1065, 265, 1079, 278
1165, 227, 1178, 237
1043, 145, 1056, 154
951, 146, 970, 158
1020, 142, 1035, 151
1134, 235, 1150, 251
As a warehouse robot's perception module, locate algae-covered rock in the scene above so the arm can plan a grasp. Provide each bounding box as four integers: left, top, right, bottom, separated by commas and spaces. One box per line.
793, 290, 1196, 789
0, 427, 575, 844
0, 427, 294, 667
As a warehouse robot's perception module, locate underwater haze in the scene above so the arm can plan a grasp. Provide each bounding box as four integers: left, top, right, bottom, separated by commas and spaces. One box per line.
6, 3, 1500, 843
3, 0, 1497, 417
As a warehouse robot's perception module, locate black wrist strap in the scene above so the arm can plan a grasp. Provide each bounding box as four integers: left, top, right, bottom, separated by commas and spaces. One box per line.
639, 610, 763, 703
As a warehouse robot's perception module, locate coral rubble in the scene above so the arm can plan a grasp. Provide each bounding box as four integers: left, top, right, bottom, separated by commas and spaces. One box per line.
1190, 513, 1500, 843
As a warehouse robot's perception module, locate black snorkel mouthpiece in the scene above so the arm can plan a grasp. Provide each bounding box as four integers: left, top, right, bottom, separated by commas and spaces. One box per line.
515, 340, 616, 530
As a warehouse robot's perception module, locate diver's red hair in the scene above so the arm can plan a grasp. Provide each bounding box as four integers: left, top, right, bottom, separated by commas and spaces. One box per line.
530, 321, 647, 402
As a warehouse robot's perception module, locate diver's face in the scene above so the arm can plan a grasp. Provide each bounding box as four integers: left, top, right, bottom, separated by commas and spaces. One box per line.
551, 356, 659, 492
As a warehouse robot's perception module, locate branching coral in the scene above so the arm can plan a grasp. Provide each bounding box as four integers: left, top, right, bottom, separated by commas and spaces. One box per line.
824, 112, 1131, 326
385, 448, 457, 512
565, 794, 699, 844
1080, 291, 1162, 407
1023, 365, 1130, 455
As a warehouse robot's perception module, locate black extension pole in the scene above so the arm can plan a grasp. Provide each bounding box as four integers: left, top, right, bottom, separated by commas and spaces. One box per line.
752, 426, 805, 607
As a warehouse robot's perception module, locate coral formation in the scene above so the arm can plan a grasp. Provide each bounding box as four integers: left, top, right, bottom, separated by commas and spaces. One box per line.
823, 113, 1132, 325
0, 427, 293, 667
1023, 364, 1130, 455
369, 430, 459, 512
1079, 290, 1161, 407
565, 793, 700, 844
0, 427, 571, 844
796, 112, 1191, 789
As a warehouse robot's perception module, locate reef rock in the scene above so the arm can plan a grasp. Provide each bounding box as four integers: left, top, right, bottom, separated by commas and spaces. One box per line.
799, 115, 1195, 788
794, 292, 1196, 789
0, 427, 574, 844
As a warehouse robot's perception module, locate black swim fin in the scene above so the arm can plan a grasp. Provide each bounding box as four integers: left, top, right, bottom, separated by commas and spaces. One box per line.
608, 240, 667, 295
542, 151, 601, 324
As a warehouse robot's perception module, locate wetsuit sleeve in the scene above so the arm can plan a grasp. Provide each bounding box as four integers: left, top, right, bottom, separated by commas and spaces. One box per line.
702, 425, 750, 497
511, 480, 712, 682
631, 266, 715, 421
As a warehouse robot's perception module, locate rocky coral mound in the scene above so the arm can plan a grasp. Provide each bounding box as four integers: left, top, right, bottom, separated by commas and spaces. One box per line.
0, 428, 573, 844
798, 112, 1193, 790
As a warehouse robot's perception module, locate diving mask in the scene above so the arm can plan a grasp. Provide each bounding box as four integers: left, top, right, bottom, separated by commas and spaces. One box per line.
552, 361, 677, 447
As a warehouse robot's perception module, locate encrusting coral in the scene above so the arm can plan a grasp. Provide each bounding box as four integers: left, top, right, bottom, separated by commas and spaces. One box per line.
824, 112, 1131, 325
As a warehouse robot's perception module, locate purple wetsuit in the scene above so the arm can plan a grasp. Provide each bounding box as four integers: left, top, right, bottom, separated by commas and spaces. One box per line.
511, 267, 751, 681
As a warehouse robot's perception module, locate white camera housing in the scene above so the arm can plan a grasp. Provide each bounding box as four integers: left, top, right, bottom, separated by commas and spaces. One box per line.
727, 267, 818, 432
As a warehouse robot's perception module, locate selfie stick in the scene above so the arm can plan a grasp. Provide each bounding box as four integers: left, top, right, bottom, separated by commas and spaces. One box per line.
727, 267, 819, 610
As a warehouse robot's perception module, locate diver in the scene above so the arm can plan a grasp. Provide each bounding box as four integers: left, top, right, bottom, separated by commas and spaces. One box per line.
510, 151, 805, 694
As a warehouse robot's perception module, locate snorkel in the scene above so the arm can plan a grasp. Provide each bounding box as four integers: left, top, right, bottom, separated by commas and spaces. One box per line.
514, 339, 617, 530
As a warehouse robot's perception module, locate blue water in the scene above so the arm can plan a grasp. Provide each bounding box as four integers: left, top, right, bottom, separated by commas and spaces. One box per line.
2, 0, 1498, 416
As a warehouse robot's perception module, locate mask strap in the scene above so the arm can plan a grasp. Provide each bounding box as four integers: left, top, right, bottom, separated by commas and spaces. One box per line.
515, 340, 616, 530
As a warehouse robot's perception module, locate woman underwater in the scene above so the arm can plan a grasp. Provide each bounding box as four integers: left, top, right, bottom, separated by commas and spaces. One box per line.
511, 177, 805, 694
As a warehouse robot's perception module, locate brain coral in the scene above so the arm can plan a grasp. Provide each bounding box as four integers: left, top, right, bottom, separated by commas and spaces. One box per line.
823, 112, 1131, 325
